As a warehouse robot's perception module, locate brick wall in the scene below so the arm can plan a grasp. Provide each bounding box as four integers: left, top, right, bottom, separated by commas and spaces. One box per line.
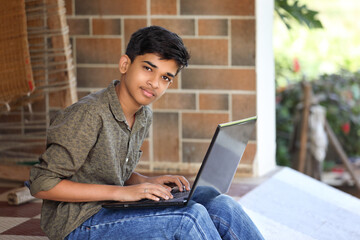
65, 0, 257, 176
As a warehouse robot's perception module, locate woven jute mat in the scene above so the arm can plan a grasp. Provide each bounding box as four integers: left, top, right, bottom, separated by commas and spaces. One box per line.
0, 0, 35, 107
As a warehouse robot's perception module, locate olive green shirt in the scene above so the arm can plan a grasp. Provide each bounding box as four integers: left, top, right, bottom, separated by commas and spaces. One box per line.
29, 80, 152, 240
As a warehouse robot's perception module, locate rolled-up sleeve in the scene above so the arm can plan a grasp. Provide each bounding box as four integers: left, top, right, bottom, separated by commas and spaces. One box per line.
29, 107, 101, 196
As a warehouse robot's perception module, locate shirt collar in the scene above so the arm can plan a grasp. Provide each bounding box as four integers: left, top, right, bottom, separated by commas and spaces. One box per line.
108, 80, 147, 130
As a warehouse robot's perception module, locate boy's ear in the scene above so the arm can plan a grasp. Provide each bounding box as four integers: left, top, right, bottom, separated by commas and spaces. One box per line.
119, 55, 131, 74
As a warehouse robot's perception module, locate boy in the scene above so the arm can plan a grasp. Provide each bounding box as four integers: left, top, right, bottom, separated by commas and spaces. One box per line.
30, 26, 264, 240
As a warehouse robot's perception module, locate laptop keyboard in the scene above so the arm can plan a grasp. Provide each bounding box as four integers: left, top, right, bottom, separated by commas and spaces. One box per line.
158, 189, 190, 202
171, 189, 189, 198
133, 188, 190, 204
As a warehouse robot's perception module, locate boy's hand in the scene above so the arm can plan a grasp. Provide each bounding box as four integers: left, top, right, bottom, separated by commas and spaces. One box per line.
120, 183, 173, 202
146, 175, 191, 192
116, 174, 191, 202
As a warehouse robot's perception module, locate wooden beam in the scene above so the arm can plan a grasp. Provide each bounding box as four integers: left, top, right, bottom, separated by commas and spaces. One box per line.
298, 82, 312, 173
324, 120, 360, 192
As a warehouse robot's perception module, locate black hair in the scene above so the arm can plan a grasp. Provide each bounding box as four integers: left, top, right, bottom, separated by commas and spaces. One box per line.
126, 26, 190, 75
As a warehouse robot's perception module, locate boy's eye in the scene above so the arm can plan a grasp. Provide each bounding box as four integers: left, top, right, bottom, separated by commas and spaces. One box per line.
162, 76, 172, 82
144, 66, 152, 71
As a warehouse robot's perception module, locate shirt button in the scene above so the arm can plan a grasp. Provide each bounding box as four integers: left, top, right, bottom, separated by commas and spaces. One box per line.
125, 158, 129, 163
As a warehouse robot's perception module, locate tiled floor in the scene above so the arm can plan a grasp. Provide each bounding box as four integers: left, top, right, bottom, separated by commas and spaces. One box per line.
0, 176, 261, 239
0, 186, 48, 239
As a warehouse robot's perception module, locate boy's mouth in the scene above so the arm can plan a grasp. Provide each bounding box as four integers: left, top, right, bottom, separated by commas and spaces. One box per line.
141, 87, 155, 98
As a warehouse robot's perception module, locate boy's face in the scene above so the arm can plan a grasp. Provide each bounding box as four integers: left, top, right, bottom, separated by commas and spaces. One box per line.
118, 53, 178, 108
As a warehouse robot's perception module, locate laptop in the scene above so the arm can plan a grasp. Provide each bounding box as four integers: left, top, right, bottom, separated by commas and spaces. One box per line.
102, 116, 257, 209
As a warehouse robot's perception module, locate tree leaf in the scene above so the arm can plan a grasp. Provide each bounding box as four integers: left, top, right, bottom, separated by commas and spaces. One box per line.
275, 0, 323, 30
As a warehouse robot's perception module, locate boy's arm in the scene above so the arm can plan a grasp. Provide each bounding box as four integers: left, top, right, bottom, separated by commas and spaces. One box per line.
34, 180, 122, 202
125, 172, 149, 184
34, 179, 174, 202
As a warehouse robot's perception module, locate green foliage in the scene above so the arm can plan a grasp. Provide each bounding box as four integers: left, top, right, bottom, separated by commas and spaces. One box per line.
275, 0, 360, 167
274, 1, 360, 79
276, 70, 360, 166
275, 0, 323, 29
275, 54, 303, 88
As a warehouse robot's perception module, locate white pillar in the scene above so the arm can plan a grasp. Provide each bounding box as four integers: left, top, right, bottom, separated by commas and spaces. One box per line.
254, 0, 277, 176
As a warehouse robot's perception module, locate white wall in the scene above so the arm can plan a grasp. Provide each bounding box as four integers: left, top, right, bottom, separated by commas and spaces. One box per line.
254, 0, 277, 176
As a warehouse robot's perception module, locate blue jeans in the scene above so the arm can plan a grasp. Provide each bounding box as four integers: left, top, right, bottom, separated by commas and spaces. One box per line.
65, 187, 263, 240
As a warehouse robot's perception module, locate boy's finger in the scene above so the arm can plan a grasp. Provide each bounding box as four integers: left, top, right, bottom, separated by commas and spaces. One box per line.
179, 176, 191, 191
172, 177, 185, 191
172, 176, 190, 191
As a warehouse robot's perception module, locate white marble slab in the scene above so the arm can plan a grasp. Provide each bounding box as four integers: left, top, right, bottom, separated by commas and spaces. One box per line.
239, 167, 360, 240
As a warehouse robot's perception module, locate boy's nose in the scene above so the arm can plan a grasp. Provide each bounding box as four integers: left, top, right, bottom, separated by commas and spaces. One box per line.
148, 76, 159, 88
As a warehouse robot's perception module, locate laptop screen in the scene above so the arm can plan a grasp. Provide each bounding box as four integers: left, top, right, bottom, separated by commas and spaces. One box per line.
192, 117, 257, 194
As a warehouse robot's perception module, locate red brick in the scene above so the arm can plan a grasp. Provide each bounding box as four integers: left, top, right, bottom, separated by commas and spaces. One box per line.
76, 38, 122, 64
151, 0, 177, 15
153, 112, 179, 162
77, 91, 92, 100
232, 94, 256, 121
151, 19, 195, 35
75, 0, 146, 15
241, 142, 256, 164
64, 0, 73, 15
67, 18, 89, 35
3, 111, 22, 122
231, 19, 255, 66
182, 68, 255, 90
92, 19, 121, 35
180, 0, 254, 16
49, 89, 73, 108
169, 75, 179, 89
124, 19, 147, 48
236, 164, 253, 176
76, 67, 120, 88
183, 39, 228, 65
182, 113, 229, 139
31, 101, 46, 112
198, 19, 228, 36
153, 92, 196, 110
199, 93, 228, 110
183, 141, 209, 163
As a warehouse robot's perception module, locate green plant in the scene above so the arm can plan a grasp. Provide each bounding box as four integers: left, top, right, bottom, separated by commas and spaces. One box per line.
276, 83, 302, 166
275, 0, 323, 29
276, 70, 360, 167
313, 71, 360, 156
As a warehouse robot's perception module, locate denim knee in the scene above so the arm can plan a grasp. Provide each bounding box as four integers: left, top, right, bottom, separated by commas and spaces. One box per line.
184, 202, 210, 219
208, 194, 247, 221
176, 202, 221, 240
207, 195, 264, 240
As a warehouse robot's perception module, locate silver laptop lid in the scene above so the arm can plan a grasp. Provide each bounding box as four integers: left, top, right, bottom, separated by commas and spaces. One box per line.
191, 116, 257, 194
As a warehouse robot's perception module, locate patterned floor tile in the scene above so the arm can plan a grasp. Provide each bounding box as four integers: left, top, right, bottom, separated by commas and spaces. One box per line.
0, 217, 29, 233
0, 202, 42, 218
2, 219, 46, 236
0, 236, 49, 240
